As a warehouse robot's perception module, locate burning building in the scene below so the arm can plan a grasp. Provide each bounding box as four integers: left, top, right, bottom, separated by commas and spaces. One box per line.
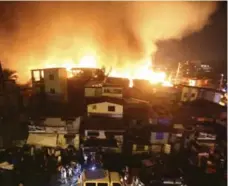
31, 68, 68, 102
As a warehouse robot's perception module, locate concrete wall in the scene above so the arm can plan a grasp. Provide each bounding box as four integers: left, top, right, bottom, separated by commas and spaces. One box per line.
181, 86, 224, 105
87, 102, 123, 117
181, 87, 199, 102
85, 130, 124, 144
102, 87, 123, 98
84, 87, 102, 97
44, 68, 68, 101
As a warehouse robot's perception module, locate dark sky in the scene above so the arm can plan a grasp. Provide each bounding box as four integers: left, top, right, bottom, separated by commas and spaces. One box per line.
154, 1, 227, 65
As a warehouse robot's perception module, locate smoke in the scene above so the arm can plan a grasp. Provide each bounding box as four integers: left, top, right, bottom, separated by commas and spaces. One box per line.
0, 1, 218, 82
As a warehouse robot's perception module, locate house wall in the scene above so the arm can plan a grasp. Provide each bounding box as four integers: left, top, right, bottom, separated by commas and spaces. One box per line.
44, 68, 68, 101
102, 87, 123, 98
87, 102, 123, 118
204, 90, 215, 102
181, 87, 191, 102
84, 87, 102, 97
84, 130, 124, 144
181, 87, 199, 102
214, 93, 222, 104
84, 86, 123, 98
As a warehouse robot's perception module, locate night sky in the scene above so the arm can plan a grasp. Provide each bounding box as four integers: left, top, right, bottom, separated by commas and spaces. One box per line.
155, 2, 227, 67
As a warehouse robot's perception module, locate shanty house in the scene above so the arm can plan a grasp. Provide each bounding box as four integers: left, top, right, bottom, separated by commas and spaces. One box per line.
27, 117, 81, 149
81, 116, 126, 152
84, 81, 123, 98
180, 85, 224, 105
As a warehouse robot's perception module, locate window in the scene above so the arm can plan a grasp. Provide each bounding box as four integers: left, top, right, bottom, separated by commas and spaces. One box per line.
105, 132, 123, 136
113, 183, 121, 186
136, 145, 145, 151
108, 105, 115, 112
98, 183, 108, 186
49, 74, 54, 80
87, 131, 99, 137
156, 132, 164, 140
191, 93, 195, 97
86, 183, 96, 186
92, 105, 97, 110
104, 88, 110, 93
50, 88, 55, 94
103, 88, 122, 94
112, 88, 122, 94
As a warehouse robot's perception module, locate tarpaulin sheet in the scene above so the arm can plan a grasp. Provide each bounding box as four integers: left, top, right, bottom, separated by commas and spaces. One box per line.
27, 133, 57, 147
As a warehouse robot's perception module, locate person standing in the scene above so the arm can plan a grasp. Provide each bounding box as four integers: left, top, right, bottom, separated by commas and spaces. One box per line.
68, 166, 73, 177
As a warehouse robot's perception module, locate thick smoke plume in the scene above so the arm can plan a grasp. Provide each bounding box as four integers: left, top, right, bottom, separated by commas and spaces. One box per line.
0, 2, 218, 82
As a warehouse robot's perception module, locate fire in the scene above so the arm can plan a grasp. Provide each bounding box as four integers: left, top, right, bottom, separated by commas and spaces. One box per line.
107, 57, 172, 87
77, 55, 97, 68
28, 53, 172, 88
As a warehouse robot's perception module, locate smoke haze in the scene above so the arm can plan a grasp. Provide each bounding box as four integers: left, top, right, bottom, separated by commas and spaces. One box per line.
0, 1, 218, 82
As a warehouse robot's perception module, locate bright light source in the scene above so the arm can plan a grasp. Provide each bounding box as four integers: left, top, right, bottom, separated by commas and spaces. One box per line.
91, 166, 96, 171
189, 79, 196, 86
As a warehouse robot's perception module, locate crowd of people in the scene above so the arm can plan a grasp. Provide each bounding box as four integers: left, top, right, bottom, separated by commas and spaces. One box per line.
0, 145, 84, 186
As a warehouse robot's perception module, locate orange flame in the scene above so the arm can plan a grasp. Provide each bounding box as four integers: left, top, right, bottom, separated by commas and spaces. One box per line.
28, 53, 172, 87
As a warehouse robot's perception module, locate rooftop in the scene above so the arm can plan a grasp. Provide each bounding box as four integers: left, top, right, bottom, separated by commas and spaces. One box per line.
86, 97, 124, 105
180, 84, 224, 94
31, 67, 66, 71
83, 169, 109, 181
85, 80, 122, 88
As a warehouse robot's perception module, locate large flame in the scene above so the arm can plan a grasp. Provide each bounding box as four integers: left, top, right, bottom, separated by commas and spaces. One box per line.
108, 57, 170, 87
36, 54, 172, 87
0, 2, 217, 87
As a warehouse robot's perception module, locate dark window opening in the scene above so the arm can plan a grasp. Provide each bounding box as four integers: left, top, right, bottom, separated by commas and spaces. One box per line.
50, 88, 55, 94
98, 183, 108, 186
49, 74, 54, 80
191, 93, 195, 97
156, 132, 164, 140
92, 105, 97, 110
113, 183, 121, 186
86, 183, 96, 186
104, 88, 122, 94
87, 131, 99, 137
108, 106, 115, 112
104, 88, 110, 93
105, 131, 123, 136
136, 145, 145, 151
